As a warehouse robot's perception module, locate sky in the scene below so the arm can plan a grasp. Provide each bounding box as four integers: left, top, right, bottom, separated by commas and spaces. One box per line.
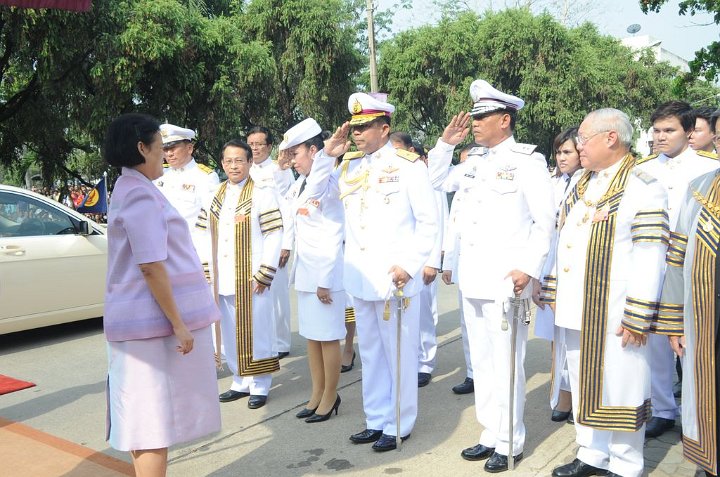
375, 0, 719, 61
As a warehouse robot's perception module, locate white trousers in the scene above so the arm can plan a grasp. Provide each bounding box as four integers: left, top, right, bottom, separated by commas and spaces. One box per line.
418, 280, 438, 374
463, 297, 527, 456
219, 294, 273, 396
565, 329, 645, 477
459, 290, 473, 379
272, 265, 292, 353
354, 297, 420, 437
648, 333, 678, 419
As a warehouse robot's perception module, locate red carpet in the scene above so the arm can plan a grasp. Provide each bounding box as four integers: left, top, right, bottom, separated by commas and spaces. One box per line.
0, 374, 36, 395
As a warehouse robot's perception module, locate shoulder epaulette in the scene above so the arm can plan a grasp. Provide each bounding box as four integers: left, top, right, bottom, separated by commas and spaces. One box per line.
163, 163, 169, 168
697, 150, 719, 160
636, 153, 658, 165
197, 163, 215, 174
396, 149, 420, 162
511, 143, 537, 155
632, 168, 657, 184
342, 151, 365, 160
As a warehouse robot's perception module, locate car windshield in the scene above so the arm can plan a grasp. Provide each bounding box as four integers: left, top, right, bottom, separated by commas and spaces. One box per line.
0, 191, 75, 237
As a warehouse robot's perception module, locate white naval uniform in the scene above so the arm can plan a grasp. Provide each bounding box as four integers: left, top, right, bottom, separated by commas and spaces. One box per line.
428, 136, 555, 457
305, 141, 437, 437
154, 158, 219, 264
206, 179, 282, 396
443, 188, 473, 380
546, 158, 668, 477
285, 170, 346, 341
418, 189, 448, 375
638, 147, 719, 421
251, 156, 295, 354
536, 170, 583, 407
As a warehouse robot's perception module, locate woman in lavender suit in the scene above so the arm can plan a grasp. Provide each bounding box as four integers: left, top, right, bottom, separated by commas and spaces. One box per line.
103, 114, 221, 476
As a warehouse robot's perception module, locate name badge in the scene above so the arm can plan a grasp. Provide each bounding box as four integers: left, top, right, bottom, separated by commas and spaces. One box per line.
496, 171, 515, 181
182, 183, 196, 192
378, 175, 399, 183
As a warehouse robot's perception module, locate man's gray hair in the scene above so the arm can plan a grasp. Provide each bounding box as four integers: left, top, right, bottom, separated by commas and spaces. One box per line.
584, 108, 633, 148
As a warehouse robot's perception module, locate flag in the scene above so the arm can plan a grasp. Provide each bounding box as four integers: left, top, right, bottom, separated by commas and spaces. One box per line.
77, 177, 107, 214
0, 1, 92, 10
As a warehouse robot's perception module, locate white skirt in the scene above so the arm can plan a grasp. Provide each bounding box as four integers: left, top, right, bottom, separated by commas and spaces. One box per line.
106, 325, 221, 451
297, 290, 346, 341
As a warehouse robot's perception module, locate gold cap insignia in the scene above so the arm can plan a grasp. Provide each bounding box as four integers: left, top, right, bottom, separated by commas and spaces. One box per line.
352, 99, 363, 114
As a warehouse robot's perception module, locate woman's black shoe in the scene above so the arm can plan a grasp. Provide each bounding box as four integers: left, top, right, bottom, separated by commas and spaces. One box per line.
551, 408, 572, 422
296, 406, 317, 419
305, 395, 341, 423
341, 352, 356, 373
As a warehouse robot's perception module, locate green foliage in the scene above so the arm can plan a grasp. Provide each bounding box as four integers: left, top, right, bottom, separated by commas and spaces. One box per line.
378, 9, 682, 156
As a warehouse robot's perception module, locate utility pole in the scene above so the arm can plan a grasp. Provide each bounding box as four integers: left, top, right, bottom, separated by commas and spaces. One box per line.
366, 0, 378, 93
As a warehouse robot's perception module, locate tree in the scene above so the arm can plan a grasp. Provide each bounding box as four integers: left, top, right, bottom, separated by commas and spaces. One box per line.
639, 0, 720, 82
377, 8, 685, 157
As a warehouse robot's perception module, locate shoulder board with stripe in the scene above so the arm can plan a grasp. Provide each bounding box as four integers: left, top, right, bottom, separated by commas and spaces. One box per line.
342, 151, 365, 160
511, 143, 537, 155
632, 168, 657, 184
697, 150, 719, 160
396, 149, 420, 162
197, 163, 215, 174
636, 153, 658, 165
163, 163, 169, 168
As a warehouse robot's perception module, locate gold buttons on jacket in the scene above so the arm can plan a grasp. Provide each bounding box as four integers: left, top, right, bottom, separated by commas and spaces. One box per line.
563, 267, 570, 273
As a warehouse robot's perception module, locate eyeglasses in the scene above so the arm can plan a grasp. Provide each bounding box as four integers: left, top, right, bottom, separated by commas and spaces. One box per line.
222, 158, 250, 166
575, 131, 610, 146
248, 142, 267, 148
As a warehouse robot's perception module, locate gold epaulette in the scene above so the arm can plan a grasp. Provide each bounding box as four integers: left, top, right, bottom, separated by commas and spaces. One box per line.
342, 151, 365, 160
697, 150, 719, 160
396, 149, 420, 162
636, 153, 658, 165
163, 163, 169, 168
197, 163, 215, 174
632, 168, 657, 185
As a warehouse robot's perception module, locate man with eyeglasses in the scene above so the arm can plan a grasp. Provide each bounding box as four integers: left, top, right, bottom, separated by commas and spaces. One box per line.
196, 139, 283, 410
636, 101, 719, 440
542, 109, 669, 477
155, 123, 219, 274
304, 92, 438, 452
426, 79, 555, 472
247, 126, 294, 359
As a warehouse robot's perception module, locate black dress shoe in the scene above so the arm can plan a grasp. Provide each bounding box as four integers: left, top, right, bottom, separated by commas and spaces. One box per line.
277, 351, 290, 359
305, 395, 341, 423
552, 408, 572, 422
567, 412, 574, 425
645, 416, 675, 438
247, 395, 267, 409
452, 377, 474, 394
460, 443, 495, 461
219, 390, 249, 402
341, 351, 356, 373
552, 458, 608, 477
484, 452, 523, 473
371, 433, 409, 452
418, 372, 432, 387
349, 428, 383, 444
296, 406, 317, 419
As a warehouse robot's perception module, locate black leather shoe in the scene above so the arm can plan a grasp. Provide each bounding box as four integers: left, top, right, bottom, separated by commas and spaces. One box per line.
219, 390, 249, 402
452, 377, 474, 394
341, 351, 356, 373
305, 395, 341, 423
567, 412, 574, 425
484, 452, 523, 473
645, 416, 675, 438
247, 395, 267, 409
461, 443, 495, 461
552, 408, 572, 422
349, 428, 383, 444
552, 458, 608, 477
296, 406, 317, 419
418, 372, 432, 388
277, 351, 290, 359
371, 433, 409, 452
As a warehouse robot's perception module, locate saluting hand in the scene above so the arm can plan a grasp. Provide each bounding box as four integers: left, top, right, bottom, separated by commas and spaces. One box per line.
441, 112, 471, 146
324, 122, 352, 157
173, 325, 194, 355
616, 325, 647, 347
277, 149, 292, 170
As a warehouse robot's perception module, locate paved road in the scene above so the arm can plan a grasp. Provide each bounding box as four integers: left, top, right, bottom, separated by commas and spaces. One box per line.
0, 283, 701, 476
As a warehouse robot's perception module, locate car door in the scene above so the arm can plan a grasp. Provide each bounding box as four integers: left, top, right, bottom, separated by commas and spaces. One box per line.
0, 190, 107, 327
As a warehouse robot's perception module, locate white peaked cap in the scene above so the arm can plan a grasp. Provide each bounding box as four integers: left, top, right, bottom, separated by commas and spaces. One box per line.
279, 118, 323, 151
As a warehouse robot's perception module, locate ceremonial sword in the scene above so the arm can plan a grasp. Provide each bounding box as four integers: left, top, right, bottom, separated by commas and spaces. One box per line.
503, 296, 530, 470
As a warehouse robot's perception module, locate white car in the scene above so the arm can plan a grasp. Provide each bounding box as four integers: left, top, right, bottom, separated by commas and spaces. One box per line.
0, 184, 107, 334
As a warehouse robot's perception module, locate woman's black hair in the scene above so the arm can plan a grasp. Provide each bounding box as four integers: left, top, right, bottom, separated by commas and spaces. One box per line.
301, 132, 325, 151
103, 113, 161, 167
552, 126, 579, 155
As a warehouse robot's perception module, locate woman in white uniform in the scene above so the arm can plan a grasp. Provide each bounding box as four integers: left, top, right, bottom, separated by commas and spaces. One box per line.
280, 119, 346, 423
